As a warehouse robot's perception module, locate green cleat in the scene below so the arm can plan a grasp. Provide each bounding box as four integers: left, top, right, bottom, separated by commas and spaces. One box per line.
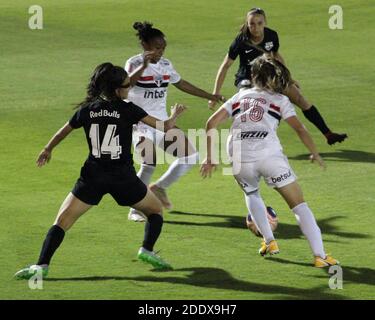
137, 247, 173, 270
14, 264, 49, 280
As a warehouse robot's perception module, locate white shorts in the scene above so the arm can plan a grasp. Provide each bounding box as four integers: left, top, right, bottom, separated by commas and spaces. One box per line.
132, 122, 165, 148
233, 153, 297, 194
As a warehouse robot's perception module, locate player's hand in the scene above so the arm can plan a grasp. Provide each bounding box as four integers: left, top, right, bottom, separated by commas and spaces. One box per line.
208, 95, 226, 111
170, 103, 187, 118
142, 50, 157, 66
309, 153, 326, 170
208, 100, 217, 110
37, 148, 51, 167
200, 158, 217, 178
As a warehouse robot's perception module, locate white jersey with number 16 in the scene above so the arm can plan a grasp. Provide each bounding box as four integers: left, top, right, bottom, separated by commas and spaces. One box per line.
222, 87, 296, 162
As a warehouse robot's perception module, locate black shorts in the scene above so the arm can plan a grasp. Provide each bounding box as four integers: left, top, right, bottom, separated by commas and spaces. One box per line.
71, 161, 147, 206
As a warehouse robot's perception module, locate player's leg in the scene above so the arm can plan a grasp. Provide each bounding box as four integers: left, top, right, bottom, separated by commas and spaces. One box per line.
285, 83, 347, 145
129, 135, 157, 222
131, 189, 172, 270
233, 162, 279, 256
14, 193, 92, 279
275, 181, 339, 267
135, 136, 157, 184
151, 128, 199, 209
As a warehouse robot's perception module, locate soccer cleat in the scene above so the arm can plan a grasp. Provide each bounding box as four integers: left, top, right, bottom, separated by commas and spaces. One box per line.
325, 132, 348, 145
128, 208, 146, 222
150, 184, 172, 210
259, 240, 280, 256
14, 264, 49, 280
314, 255, 340, 268
137, 247, 173, 270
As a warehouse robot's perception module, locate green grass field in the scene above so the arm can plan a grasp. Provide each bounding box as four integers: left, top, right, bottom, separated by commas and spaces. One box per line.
1, 0, 375, 300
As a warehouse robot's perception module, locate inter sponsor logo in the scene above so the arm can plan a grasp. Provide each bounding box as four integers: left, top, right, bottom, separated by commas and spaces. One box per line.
89, 110, 120, 119
271, 170, 292, 184
236, 131, 268, 139
144, 89, 166, 99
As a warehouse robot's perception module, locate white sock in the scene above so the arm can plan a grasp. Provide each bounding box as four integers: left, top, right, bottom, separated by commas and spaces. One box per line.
245, 191, 275, 244
156, 153, 199, 189
292, 202, 326, 258
137, 164, 156, 185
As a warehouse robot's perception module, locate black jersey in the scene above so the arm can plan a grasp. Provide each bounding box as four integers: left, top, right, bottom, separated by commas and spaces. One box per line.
228, 27, 279, 86
69, 98, 148, 166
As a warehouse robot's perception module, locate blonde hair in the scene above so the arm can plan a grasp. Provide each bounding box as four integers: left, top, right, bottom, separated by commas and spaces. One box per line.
251, 55, 292, 93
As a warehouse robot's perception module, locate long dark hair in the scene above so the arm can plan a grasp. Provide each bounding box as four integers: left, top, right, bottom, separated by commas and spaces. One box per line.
239, 8, 267, 39
133, 21, 165, 43
251, 55, 291, 93
76, 62, 128, 108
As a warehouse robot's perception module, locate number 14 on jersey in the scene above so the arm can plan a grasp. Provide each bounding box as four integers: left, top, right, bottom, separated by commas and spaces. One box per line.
89, 124, 122, 159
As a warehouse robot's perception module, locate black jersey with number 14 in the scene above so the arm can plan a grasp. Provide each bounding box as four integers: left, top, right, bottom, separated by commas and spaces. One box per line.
228, 27, 279, 86
69, 98, 148, 165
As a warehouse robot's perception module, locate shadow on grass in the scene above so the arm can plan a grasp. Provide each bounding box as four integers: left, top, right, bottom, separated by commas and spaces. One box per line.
46, 267, 347, 299
288, 149, 375, 164
167, 211, 369, 240
265, 257, 375, 286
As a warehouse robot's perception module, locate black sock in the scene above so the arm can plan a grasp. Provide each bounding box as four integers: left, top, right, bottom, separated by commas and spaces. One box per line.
37, 225, 65, 265
302, 105, 331, 135
142, 214, 163, 252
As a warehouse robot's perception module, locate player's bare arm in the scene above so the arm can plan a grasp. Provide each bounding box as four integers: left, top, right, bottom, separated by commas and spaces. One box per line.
37, 122, 74, 167
200, 107, 229, 178
128, 51, 157, 86
285, 116, 325, 169
173, 79, 225, 107
140, 103, 186, 132
209, 54, 234, 109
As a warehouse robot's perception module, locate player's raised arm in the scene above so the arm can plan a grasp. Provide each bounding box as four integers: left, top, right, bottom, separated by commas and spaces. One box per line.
127, 51, 157, 87
37, 122, 74, 167
285, 116, 326, 169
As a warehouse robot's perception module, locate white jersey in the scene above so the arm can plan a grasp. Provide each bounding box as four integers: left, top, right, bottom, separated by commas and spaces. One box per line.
223, 87, 296, 162
125, 54, 181, 120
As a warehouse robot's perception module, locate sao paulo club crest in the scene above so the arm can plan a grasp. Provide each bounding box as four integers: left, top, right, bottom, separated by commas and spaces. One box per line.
154, 75, 163, 87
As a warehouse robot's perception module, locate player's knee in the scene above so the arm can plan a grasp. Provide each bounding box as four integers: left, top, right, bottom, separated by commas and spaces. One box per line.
143, 204, 163, 216
143, 196, 163, 216
288, 197, 305, 209
294, 93, 310, 110
54, 210, 79, 231
54, 216, 71, 232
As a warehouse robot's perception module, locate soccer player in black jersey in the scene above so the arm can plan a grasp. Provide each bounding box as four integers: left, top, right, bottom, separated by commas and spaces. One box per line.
14, 62, 186, 279
209, 8, 347, 146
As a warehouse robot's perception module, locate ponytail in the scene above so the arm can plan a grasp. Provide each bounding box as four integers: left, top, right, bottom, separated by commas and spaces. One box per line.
133, 21, 164, 43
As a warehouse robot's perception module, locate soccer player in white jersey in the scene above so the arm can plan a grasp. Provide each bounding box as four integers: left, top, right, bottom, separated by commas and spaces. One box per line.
201, 55, 339, 267
125, 21, 224, 222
